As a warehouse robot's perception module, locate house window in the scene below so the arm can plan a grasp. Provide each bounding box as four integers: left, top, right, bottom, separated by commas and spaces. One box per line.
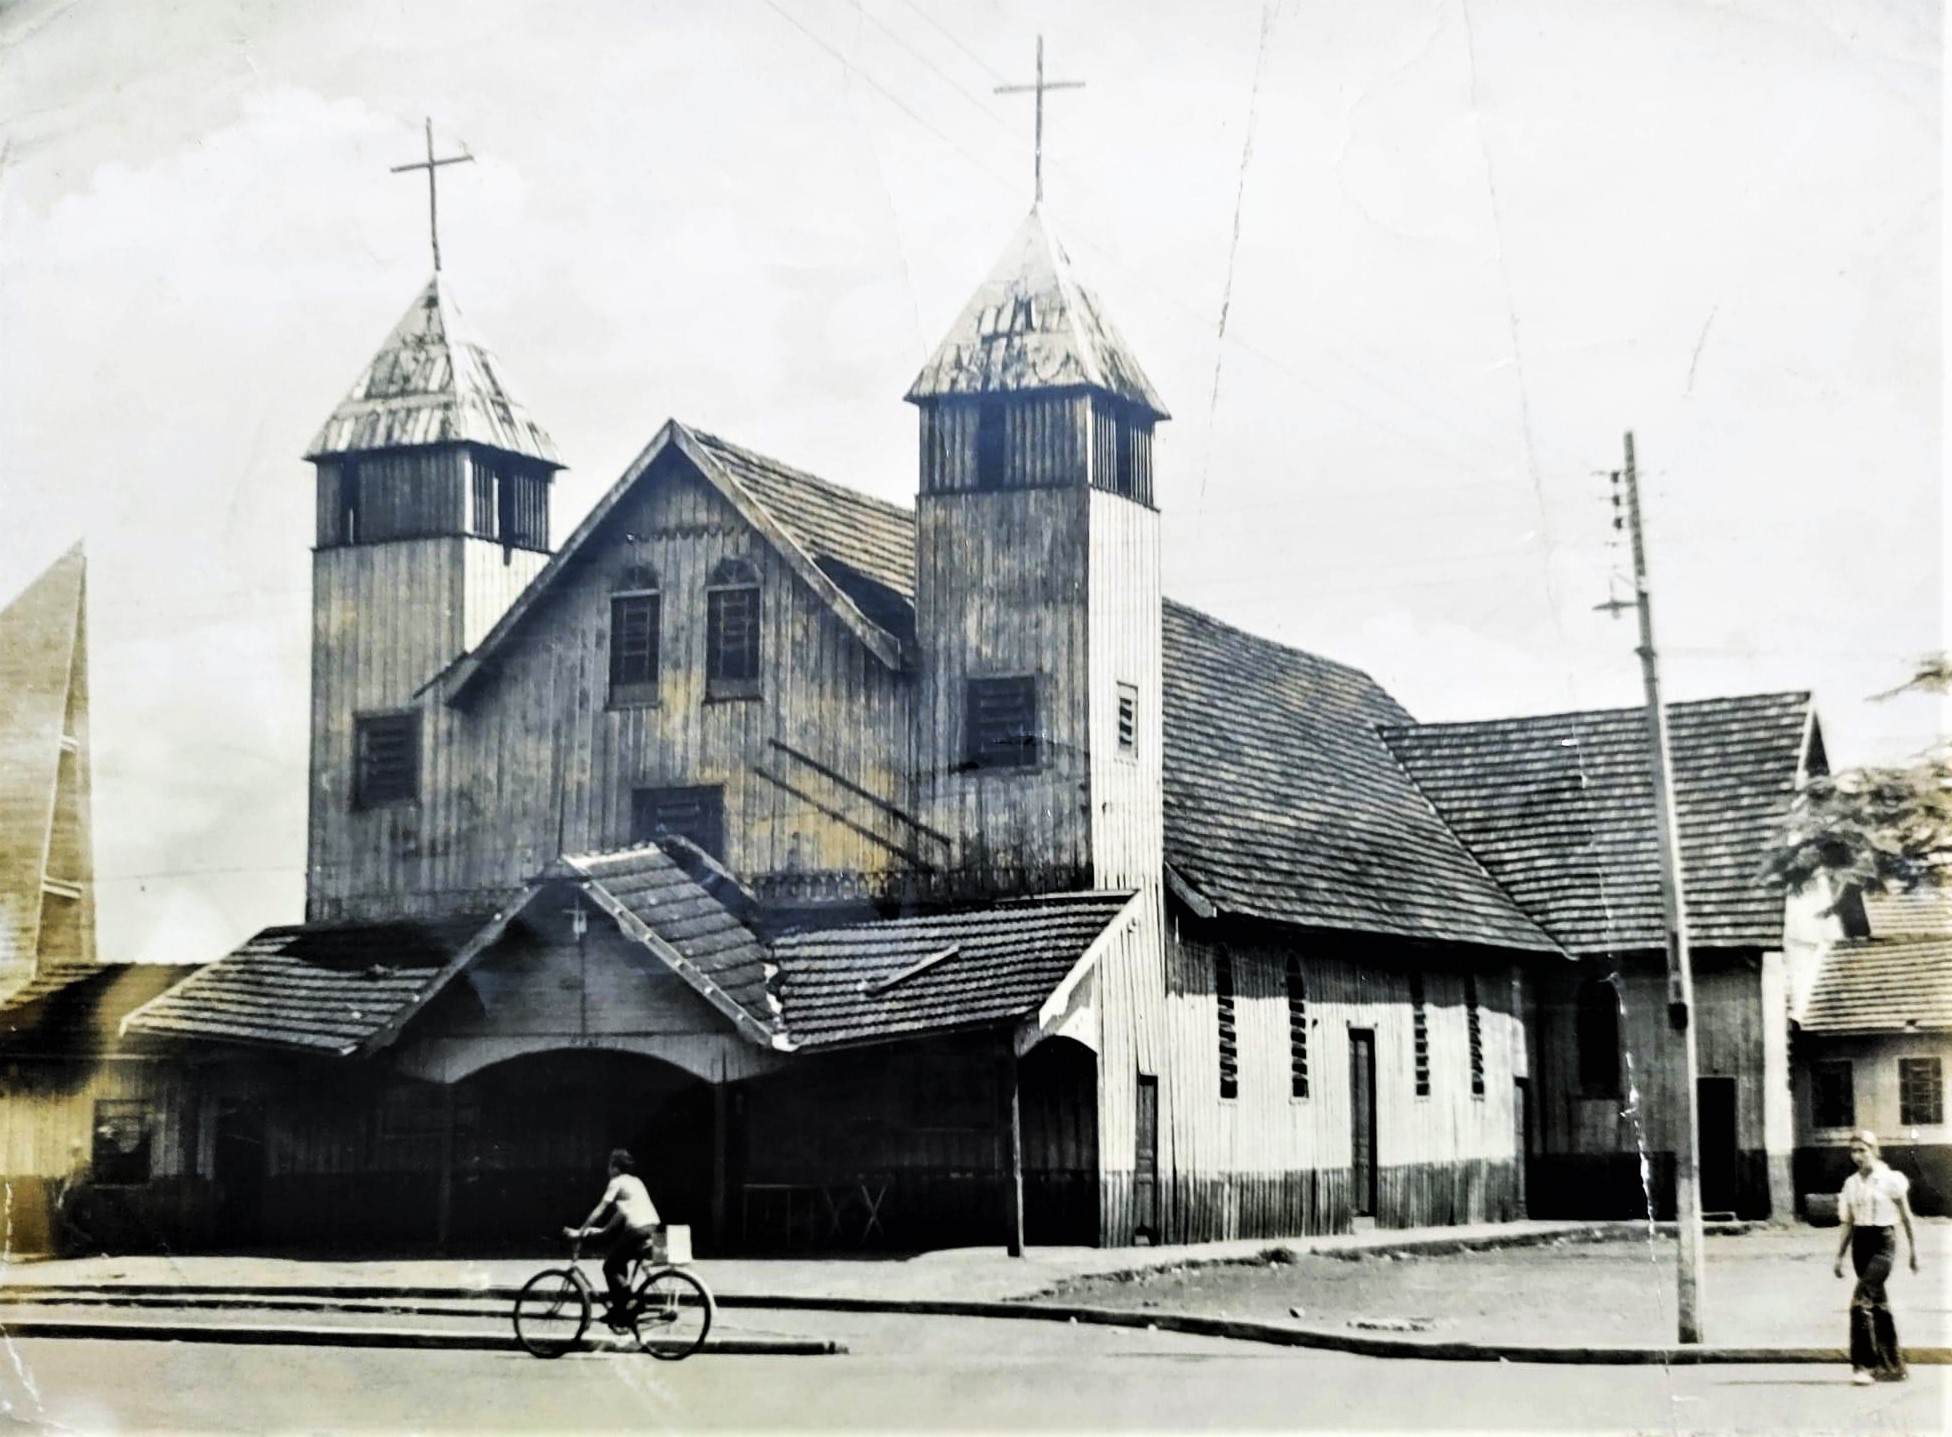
608, 566, 660, 707
1116, 683, 1138, 757
353, 713, 419, 808
1811, 1060, 1855, 1130
1215, 948, 1239, 1101
1409, 972, 1431, 1098
91, 1099, 154, 1187
975, 401, 1008, 490
706, 558, 761, 698
1285, 956, 1309, 1099
632, 784, 726, 862
1576, 977, 1621, 1100
1465, 972, 1485, 1098
499, 470, 548, 550
1899, 1057, 1943, 1127
968, 676, 1039, 770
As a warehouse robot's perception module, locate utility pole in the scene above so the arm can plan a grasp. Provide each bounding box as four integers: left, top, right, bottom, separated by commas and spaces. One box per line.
1603, 433, 1706, 1344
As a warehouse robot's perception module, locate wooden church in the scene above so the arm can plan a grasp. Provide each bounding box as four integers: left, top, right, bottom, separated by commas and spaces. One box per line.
0, 166, 1820, 1253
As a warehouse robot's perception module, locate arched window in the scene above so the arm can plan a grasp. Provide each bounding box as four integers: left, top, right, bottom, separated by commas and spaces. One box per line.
1576, 976, 1622, 1099
608, 564, 660, 707
706, 557, 762, 698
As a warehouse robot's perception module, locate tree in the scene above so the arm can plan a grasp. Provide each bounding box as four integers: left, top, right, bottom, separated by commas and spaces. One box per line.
1765, 655, 1952, 897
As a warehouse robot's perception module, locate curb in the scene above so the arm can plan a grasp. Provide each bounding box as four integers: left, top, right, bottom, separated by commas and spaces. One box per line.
0, 1316, 843, 1356
0, 1286, 1941, 1365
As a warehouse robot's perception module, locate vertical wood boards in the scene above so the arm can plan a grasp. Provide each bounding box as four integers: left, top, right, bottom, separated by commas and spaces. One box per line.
313, 452, 915, 921
1137, 920, 1525, 1240
1085, 489, 1162, 890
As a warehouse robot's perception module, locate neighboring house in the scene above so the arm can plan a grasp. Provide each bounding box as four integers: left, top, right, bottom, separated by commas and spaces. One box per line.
1794, 888, 1952, 1216
0, 547, 193, 1253
1382, 696, 1833, 1221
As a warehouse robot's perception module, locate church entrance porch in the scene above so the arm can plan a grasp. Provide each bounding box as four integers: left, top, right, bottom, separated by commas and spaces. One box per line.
446, 1050, 717, 1251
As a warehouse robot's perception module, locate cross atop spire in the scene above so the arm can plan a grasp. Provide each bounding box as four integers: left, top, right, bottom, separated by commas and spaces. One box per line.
390, 117, 475, 273
994, 36, 1084, 205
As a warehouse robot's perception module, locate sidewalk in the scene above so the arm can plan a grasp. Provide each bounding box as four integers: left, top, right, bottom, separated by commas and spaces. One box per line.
1, 1218, 1942, 1363
0, 1218, 1609, 1303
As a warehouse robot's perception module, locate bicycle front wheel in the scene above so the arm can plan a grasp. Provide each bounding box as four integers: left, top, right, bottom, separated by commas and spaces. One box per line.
629, 1266, 714, 1360
513, 1269, 591, 1358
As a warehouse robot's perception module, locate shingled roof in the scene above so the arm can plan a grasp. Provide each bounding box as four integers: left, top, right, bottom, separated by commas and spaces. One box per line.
772, 891, 1138, 1050
306, 276, 562, 465
1160, 602, 1557, 953
1803, 934, 1952, 1034
906, 206, 1168, 419
1380, 693, 1815, 954
124, 915, 499, 1056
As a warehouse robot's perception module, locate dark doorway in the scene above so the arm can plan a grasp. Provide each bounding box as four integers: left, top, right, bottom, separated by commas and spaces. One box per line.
1698, 1077, 1739, 1215
1514, 1077, 1532, 1219
1134, 1073, 1159, 1243
213, 1100, 266, 1247
1018, 1038, 1099, 1245
1350, 1029, 1377, 1218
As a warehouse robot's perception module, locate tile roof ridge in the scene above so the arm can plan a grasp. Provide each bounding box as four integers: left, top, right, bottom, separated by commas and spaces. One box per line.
1162, 596, 1389, 694
1381, 690, 1813, 736
685, 427, 916, 519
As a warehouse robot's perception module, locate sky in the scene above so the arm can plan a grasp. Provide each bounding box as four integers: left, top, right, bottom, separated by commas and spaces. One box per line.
0, 0, 1940, 965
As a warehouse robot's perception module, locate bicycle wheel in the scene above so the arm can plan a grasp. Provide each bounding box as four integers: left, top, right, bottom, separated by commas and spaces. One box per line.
512, 1268, 591, 1358
627, 1266, 713, 1360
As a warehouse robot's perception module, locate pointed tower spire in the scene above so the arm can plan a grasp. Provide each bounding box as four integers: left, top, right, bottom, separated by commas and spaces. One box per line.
906, 206, 1167, 419
0, 544, 94, 995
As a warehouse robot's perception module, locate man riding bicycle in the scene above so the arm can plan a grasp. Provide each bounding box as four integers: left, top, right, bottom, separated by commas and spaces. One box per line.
564, 1148, 661, 1330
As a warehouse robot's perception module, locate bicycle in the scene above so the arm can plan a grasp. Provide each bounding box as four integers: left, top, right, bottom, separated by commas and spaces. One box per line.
512, 1225, 714, 1360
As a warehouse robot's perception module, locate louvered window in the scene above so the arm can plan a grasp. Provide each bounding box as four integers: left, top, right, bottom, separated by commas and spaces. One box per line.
1215, 948, 1239, 1100
1899, 1057, 1943, 1127
706, 558, 761, 698
975, 401, 1008, 490
1811, 1061, 1854, 1130
632, 785, 726, 862
609, 565, 660, 707
1285, 956, 1309, 1099
1577, 977, 1622, 1100
1465, 973, 1485, 1098
1116, 683, 1138, 757
968, 677, 1039, 770
1410, 972, 1431, 1098
353, 713, 419, 808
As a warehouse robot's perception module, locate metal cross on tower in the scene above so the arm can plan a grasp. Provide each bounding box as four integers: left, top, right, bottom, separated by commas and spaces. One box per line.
390, 117, 475, 273
995, 36, 1084, 204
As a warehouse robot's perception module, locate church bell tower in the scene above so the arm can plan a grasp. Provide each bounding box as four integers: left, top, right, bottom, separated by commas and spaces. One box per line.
906, 203, 1169, 898
302, 123, 562, 918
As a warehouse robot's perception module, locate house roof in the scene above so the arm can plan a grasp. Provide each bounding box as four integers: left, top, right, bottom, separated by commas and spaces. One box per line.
1160, 602, 1559, 953
1380, 693, 1815, 954
123, 915, 498, 1056
560, 844, 784, 1046
124, 843, 787, 1058
906, 206, 1169, 419
440, 422, 909, 702
1803, 935, 1952, 1034
1863, 887, 1952, 939
306, 276, 562, 465
772, 891, 1137, 1050
0, 544, 88, 995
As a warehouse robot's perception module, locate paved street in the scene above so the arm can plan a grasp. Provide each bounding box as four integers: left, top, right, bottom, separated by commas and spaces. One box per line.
0, 1312, 1943, 1435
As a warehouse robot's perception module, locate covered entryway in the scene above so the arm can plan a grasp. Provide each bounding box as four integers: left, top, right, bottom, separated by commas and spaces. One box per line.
1020, 1037, 1099, 1245
448, 1050, 718, 1251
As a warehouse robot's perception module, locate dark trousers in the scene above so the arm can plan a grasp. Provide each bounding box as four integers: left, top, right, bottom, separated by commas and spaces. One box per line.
1849, 1226, 1905, 1380
601, 1226, 654, 1313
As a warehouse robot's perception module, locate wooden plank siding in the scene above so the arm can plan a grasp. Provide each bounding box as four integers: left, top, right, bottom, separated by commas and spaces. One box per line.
1524, 953, 1770, 1219
1141, 918, 1524, 1241
1085, 489, 1162, 890
918, 394, 1090, 494
312, 451, 915, 922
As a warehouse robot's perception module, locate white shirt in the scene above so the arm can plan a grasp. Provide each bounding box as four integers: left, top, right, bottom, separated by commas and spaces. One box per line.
603, 1173, 661, 1231
1841, 1163, 1909, 1227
